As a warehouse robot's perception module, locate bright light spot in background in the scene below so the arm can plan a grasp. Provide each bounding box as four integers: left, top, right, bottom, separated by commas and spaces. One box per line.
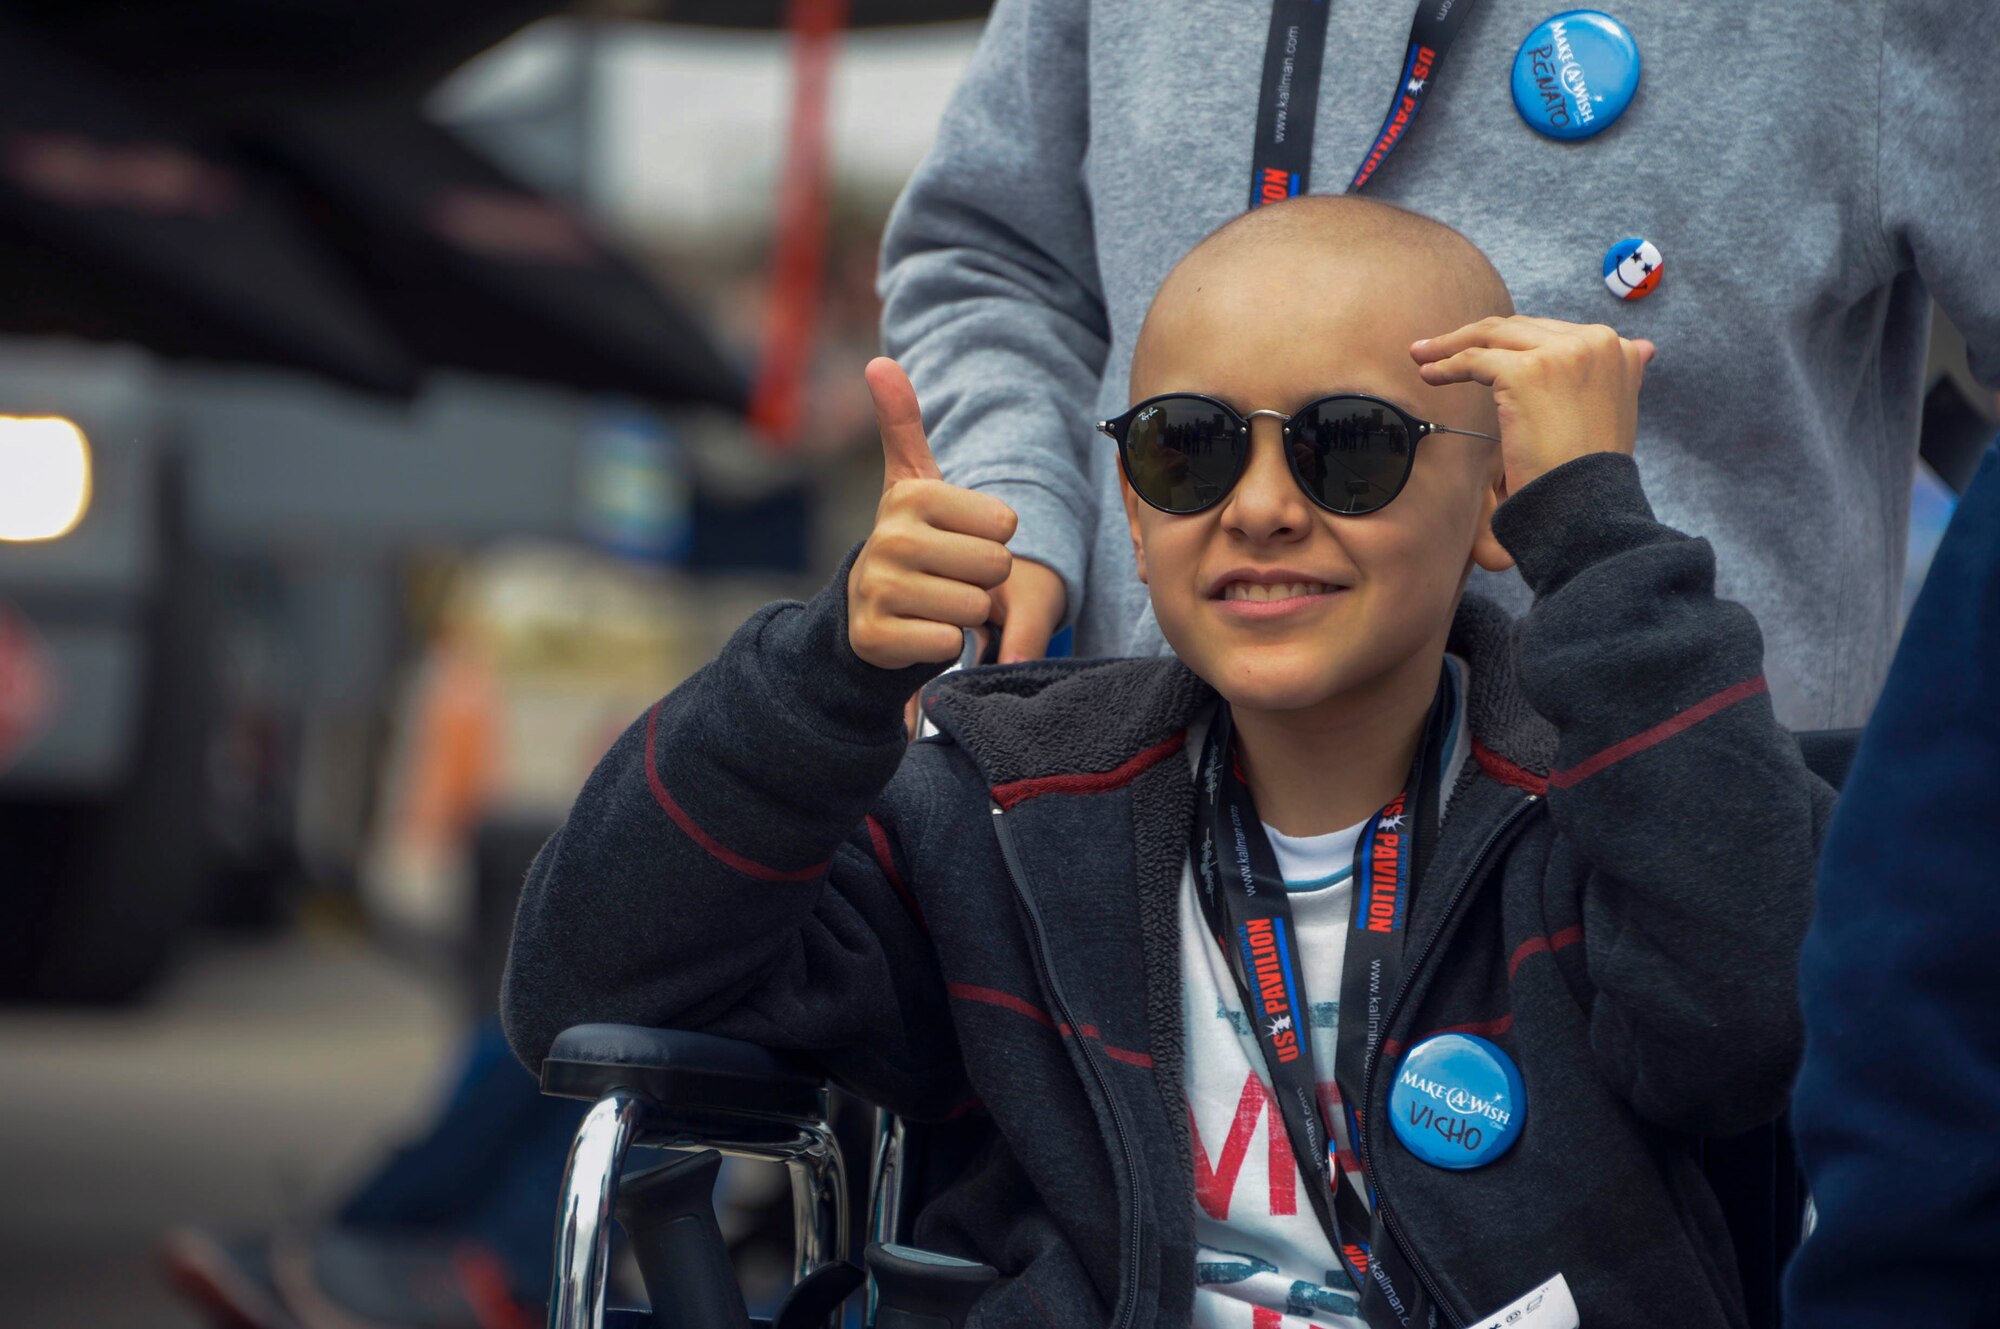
0, 416, 92, 541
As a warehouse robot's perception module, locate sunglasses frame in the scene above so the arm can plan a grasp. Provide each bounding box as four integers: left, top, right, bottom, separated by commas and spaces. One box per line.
1098, 391, 1499, 517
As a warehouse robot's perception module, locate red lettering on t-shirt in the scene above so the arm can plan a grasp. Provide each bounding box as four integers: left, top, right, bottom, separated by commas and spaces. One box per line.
1190, 1071, 1297, 1219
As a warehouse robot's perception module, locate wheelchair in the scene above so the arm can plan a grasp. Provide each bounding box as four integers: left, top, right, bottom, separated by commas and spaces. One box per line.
533, 728, 1861, 1329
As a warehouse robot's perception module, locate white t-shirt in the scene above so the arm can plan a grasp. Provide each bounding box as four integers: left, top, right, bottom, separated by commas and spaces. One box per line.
1183, 663, 1469, 1329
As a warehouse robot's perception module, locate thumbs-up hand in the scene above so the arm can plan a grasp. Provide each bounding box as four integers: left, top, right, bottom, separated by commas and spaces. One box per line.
847, 358, 1019, 671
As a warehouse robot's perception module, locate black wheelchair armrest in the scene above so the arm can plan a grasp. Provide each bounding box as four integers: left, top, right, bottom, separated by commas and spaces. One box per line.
540, 1023, 827, 1124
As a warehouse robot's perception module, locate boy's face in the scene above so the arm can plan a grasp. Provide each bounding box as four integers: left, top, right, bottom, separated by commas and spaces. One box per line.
1124, 247, 1511, 715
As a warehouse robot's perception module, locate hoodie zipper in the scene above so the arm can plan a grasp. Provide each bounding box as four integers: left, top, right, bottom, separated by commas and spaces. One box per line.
1361, 795, 1542, 1328
990, 802, 1143, 1329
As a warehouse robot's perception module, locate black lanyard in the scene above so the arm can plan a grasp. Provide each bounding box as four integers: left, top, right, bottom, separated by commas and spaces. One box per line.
1189, 666, 1455, 1326
1248, 0, 1486, 208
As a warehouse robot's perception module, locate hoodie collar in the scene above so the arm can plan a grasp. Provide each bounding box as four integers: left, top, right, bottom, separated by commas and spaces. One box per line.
921, 593, 1557, 799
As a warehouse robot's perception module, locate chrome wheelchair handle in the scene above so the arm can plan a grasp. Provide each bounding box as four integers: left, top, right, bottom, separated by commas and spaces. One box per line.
550, 1091, 644, 1329
548, 1089, 849, 1329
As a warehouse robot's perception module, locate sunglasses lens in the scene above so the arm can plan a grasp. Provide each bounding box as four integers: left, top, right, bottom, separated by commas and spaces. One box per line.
1289, 399, 1414, 513
1121, 399, 1244, 513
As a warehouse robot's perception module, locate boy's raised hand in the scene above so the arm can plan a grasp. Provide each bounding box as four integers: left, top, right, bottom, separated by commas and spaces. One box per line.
848, 358, 1018, 671
1410, 316, 1655, 497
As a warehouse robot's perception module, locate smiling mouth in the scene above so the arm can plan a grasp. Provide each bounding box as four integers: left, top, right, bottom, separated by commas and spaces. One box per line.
1217, 581, 1339, 602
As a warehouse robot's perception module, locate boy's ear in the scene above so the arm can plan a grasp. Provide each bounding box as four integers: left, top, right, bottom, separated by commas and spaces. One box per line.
1470, 459, 1515, 574
1120, 473, 1149, 585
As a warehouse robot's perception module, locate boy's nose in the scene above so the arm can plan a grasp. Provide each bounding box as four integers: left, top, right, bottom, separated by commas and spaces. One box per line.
1221, 418, 1309, 542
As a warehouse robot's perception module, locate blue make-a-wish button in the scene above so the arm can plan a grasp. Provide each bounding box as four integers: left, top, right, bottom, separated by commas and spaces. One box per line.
1388, 1034, 1527, 1170
1511, 10, 1642, 141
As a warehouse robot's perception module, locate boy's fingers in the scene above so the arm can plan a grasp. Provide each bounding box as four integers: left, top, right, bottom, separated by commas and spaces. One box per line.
1632, 338, 1657, 367
908, 528, 1014, 590
883, 620, 969, 669
906, 482, 1019, 544
867, 356, 942, 488
1416, 346, 1512, 388
883, 574, 994, 630
1411, 315, 1552, 362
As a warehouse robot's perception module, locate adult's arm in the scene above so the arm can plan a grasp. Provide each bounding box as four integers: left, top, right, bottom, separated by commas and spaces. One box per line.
1878, 0, 2000, 384
878, 0, 1108, 636
1786, 447, 2000, 1329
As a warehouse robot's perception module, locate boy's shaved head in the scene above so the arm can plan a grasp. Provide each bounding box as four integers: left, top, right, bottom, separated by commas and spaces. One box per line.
1134, 196, 1512, 386
1121, 195, 1517, 723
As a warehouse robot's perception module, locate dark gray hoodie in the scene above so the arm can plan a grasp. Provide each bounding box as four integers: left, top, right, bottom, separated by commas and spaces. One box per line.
504, 454, 1833, 1328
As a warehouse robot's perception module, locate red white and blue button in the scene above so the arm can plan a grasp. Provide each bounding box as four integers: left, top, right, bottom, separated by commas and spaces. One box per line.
1602, 236, 1663, 300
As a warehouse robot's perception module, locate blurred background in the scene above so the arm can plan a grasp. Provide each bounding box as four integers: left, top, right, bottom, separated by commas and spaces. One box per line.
0, 4, 1982, 1327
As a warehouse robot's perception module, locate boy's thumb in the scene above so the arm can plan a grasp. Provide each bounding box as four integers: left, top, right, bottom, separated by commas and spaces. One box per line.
867, 357, 941, 488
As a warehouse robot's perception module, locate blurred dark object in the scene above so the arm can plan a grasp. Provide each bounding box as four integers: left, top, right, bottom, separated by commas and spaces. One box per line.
255, 98, 746, 413
1918, 374, 1998, 495
0, 454, 212, 1002
0, 4, 749, 408
8, 0, 562, 112
471, 817, 560, 1016
641, 0, 990, 25
199, 557, 308, 931
687, 480, 814, 574
0, 26, 418, 394
1787, 448, 2000, 1326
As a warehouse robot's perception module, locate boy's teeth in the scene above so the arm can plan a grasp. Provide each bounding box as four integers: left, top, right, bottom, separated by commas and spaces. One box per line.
1223, 581, 1329, 602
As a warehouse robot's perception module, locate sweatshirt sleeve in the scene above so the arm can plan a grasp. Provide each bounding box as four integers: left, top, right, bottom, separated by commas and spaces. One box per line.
876, 0, 1107, 624
499, 553, 970, 1120
1493, 453, 1835, 1137
1877, 0, 2000, 389
1786, 447, 2000, 1328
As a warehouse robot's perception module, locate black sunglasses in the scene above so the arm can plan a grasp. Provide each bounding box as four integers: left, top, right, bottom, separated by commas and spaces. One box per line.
1098, 392, 1499, 516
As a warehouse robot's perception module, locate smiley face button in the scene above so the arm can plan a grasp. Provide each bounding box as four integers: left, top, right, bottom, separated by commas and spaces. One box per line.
1602, 236, 1663, 300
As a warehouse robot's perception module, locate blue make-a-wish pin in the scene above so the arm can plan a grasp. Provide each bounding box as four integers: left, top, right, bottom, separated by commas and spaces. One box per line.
1511, 10, 1642, 141
1388, 1034, 1527, 1170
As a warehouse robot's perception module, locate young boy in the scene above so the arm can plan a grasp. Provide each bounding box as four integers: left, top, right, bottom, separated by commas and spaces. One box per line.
503, 196, 1829, 1329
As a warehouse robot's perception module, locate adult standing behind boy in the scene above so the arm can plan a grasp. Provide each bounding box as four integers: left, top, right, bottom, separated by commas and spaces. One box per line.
881, 0, 2000, 727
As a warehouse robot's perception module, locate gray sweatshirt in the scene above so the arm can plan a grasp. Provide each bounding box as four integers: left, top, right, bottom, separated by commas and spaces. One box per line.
879, 0, 2000, 728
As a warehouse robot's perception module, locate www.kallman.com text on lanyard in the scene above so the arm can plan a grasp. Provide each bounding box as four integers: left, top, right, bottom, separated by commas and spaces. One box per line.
1249, 0, 1485, 209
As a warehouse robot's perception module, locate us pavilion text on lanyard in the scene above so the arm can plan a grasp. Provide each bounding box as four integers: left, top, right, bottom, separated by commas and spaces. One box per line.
1249, 0, 1484, 208
1235, 7, 1481, 1322
1190, 665, 1456, 1328
1184, 664, 1456, 1320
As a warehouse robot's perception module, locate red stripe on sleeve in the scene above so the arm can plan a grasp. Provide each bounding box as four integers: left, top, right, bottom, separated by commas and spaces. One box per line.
1549, 675, 1770, 790
865, 813, 926, 930
946, 982, 1154, 1067
1508, 924, 1585, 980
1383, 1013, 1515, 1062
643, 702, 828, 883
947, 981, 1055, 1027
